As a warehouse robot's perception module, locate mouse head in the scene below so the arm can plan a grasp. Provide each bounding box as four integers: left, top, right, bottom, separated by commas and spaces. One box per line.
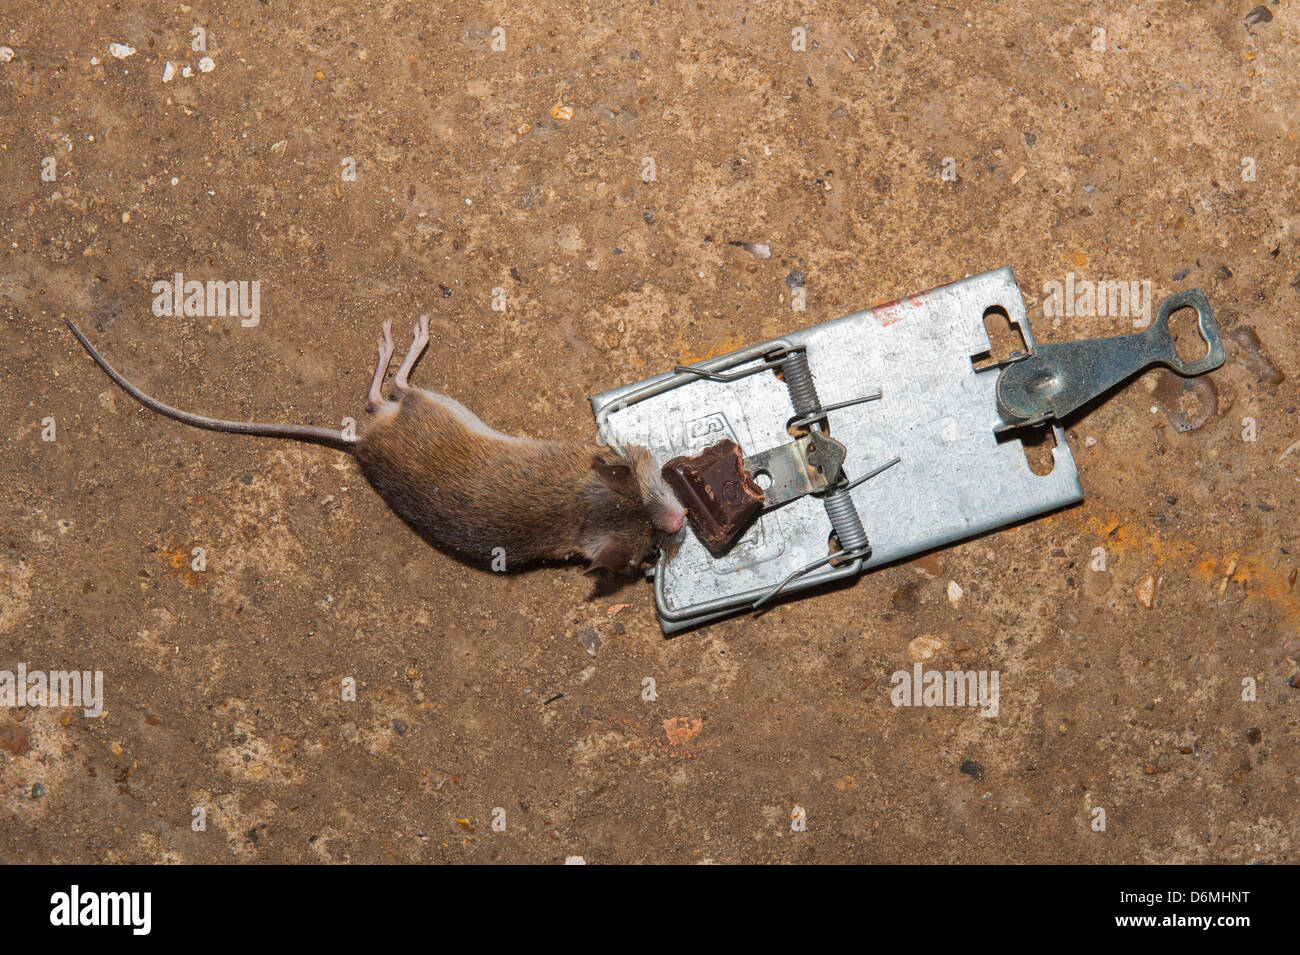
583, 444, 686, 575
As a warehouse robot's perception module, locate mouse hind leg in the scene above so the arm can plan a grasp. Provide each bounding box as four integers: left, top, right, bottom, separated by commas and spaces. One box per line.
393, 314, 430, 393
365, 319, 395, 412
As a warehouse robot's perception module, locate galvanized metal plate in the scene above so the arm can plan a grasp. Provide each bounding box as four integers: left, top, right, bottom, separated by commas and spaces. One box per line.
590, 267, 1084, 632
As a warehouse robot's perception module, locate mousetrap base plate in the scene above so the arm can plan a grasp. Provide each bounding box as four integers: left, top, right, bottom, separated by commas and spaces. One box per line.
590, 267, 1083, 633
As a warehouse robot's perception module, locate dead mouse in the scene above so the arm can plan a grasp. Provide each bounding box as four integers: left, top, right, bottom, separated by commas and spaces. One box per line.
66, 316, 686, 575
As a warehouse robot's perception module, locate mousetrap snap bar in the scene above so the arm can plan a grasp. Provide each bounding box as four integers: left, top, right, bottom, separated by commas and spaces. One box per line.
590, 267, 1223, 633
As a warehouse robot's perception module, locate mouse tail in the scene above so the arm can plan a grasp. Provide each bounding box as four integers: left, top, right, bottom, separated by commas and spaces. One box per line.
66, 319, 356, 452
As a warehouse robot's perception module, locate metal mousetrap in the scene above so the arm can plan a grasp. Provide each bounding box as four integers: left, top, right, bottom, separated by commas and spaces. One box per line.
590, 267, 1224, 633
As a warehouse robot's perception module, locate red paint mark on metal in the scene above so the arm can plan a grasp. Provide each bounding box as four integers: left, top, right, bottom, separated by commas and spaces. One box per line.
871, 293, 929, 327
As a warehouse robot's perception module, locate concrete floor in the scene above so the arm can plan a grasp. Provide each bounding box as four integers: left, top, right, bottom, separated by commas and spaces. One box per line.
1, 0, 1296, 862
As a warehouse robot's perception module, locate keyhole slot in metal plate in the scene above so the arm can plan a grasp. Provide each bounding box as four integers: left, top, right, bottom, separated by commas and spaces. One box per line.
971, 304, 1028, 371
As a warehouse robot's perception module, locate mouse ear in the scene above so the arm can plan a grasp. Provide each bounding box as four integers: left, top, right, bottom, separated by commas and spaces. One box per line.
591, 450, 635, 492
584, 538, 633, 576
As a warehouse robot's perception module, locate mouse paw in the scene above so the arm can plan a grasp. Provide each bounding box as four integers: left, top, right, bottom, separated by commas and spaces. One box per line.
367, 320, 397, 411
394, 315, 431, 391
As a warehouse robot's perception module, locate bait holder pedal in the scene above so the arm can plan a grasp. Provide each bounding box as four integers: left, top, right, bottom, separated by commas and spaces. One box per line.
590, 268, 1224, 633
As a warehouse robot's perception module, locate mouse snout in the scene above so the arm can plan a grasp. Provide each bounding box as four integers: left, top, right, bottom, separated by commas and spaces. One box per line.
648, 477, 686, 534
647, 488, 685, 533
620, 443, 687, 535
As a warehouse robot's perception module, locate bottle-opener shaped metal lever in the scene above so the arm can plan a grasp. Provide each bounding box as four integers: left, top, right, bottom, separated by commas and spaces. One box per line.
994, 289, 1225, 433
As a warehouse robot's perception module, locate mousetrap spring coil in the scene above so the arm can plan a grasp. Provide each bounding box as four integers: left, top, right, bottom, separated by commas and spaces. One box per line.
750, 347, 880, 609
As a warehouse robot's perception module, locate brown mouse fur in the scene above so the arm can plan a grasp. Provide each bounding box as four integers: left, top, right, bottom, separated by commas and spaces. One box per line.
66, 315, 686, 576
356, 391, 680, 573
